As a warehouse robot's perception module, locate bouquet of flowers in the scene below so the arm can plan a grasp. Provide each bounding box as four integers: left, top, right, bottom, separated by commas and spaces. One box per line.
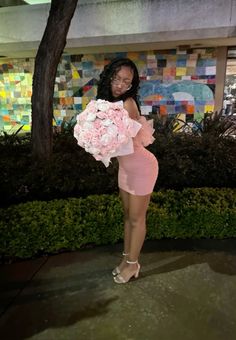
74, 99, 141, 167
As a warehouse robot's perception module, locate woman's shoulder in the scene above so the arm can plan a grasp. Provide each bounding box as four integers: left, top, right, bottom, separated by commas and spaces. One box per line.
123, 98, 140, 120
123, 97, 136, 107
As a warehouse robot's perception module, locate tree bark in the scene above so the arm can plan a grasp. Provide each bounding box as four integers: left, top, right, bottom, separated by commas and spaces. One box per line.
31, 0, 78, 160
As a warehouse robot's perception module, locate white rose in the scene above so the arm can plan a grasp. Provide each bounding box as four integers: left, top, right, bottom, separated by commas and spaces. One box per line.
107, 125, 118, 135
96, 100, 110, 112
100, 133, 112, 145
86, 112, 97, 121
86, 146, 100, 155
102, 119, 113, 126
83, 122, 94, 129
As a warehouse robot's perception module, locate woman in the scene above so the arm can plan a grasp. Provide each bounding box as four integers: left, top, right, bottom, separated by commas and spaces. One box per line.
96, 57, 158, 284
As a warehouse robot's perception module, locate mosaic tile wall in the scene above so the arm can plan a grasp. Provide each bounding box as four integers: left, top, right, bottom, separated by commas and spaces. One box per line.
0, 58, 34, 132
0, 48, 216, 133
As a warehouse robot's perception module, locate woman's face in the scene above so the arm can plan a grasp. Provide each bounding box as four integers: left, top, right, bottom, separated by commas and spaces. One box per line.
111, 66, 134, 98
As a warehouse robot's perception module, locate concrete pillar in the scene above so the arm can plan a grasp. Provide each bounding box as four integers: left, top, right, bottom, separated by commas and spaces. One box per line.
215, 47, 227, 112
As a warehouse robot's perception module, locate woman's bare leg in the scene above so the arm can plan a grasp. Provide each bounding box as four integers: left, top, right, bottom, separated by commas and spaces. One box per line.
116, 193, 151, 281
119, 189, 131, 254
113, 189, 131, 272
128, 194, 151, 261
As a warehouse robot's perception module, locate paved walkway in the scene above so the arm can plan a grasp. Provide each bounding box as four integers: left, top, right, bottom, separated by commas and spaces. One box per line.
1, 239, 236, 340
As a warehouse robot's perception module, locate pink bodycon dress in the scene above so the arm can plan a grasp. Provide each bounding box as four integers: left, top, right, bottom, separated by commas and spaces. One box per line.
117, 116, 158, 196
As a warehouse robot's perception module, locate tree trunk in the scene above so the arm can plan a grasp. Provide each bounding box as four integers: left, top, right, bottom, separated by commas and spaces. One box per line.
31, 0, 78, 160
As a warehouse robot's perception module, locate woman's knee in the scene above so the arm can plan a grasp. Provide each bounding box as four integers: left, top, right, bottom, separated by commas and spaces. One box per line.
129, 216, 146, 228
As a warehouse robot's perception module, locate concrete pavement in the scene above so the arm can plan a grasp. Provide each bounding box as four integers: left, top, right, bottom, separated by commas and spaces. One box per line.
0, 239, 236, 340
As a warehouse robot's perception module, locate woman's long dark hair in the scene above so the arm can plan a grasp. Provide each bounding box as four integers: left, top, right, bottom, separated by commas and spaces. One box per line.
96, 57, 141, 112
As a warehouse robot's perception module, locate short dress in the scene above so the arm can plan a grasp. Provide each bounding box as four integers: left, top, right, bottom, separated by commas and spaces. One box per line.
117, 116, 158, 196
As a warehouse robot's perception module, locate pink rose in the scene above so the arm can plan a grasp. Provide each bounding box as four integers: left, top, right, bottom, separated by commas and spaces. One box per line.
74, 99, 142, 167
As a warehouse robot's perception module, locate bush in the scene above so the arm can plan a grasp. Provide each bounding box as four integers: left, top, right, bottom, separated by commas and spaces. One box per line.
0, 188, 235, 260
0, 134, 118, 207
150, 133, 236, 190
149, 111, 236, 190
1, 112, 236, 206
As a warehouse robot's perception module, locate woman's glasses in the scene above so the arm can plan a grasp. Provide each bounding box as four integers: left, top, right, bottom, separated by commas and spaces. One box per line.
111, 77, 132, 90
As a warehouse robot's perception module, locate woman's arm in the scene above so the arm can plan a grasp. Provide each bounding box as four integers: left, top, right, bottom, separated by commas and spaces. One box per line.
123, 98, 140, 120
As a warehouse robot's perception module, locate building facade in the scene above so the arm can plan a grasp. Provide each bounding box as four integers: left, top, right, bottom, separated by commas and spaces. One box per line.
0, 0, 236, 133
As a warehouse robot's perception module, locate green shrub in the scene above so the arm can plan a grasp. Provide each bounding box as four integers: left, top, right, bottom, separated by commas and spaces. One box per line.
0, 188, 235, 260
150, 111, 236, 190
1, 113, 236, 206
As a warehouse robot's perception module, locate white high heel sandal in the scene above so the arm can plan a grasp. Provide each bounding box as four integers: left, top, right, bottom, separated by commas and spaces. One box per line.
113, 260, 140, 284
112, 252, 129, 276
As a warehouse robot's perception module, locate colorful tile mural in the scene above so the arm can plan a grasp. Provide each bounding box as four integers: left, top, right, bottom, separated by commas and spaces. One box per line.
0, 48, 216, 133
0, 58, 34, 132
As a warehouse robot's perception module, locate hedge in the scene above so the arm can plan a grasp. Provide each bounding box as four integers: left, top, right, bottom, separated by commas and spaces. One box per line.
1, 129, 236, 207
0, 188, 236, 260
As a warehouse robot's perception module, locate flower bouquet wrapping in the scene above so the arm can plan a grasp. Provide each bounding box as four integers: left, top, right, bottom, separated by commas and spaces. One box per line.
74, 99, 142, 167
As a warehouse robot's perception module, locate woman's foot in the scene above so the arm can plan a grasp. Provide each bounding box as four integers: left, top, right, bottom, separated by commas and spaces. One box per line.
112, 252, 129, 276
113, 260, 140, 284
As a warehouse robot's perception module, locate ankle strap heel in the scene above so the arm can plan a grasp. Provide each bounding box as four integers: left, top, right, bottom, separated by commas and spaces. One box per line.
126, 260, 138, 264
112, 252, 129, 277
114, 260, 141, 283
